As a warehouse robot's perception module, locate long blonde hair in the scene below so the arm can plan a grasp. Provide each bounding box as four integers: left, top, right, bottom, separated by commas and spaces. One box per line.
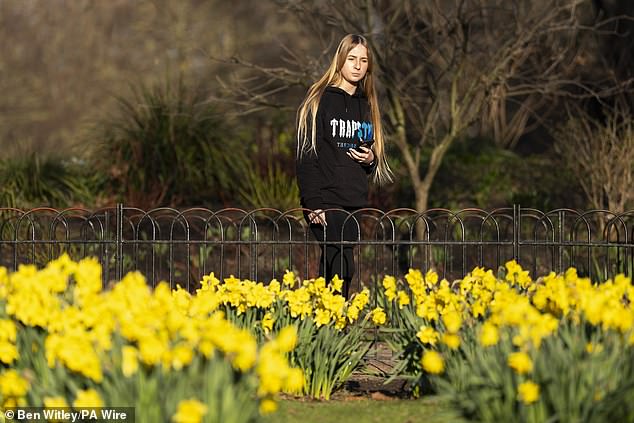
296, 34, 392, 184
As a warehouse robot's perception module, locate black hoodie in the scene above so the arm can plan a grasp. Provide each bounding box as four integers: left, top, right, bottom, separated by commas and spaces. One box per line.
296, 86, 376, 211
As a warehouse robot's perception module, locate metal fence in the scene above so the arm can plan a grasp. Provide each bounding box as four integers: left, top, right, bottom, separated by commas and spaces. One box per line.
1, 204, 633, 292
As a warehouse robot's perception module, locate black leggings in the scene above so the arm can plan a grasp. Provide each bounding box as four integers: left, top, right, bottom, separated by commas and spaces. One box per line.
306, 206, 359, 298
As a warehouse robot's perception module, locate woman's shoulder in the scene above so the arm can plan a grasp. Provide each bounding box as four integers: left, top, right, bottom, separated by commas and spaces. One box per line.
321, 85, 347, 100
317, 88, 336, 111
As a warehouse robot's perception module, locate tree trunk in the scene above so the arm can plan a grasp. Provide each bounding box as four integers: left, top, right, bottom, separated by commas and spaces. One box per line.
412, 134, 455, 240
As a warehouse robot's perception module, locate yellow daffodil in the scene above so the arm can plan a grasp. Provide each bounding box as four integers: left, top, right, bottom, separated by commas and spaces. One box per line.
172, 399, 208, 423
371, 307, 387, 325
416, 326, 439, 346
331, 275, 344, 293
518, 381, 540, 404
508, 351, 533, 374
259, 398, 278, 414
73, 389, 104, 408
0, 341, 19, 364
0, 319, 17, 342
0, 369, 29, 397
283, 270, 296, 287
397, 290, 410, 308
121, 345, 139, 377
442, 333, 461, 350
44, 396, 69, 408
314, 308, 332, 327
424, 269, 439, 287
479, 322, 500, 347
505, 260, 532, 289
261, 312, 274, 334
585, 342, 603, 354
442, 310, 462, 333
276, 326, 298, 353
421, 350, 444, 374
171, 343, 194, 371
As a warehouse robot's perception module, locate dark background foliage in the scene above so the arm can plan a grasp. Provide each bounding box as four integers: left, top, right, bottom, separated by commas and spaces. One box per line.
1, 0, 632, 212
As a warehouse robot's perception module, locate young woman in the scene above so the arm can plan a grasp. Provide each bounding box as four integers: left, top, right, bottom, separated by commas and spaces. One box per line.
295, 34, 391, 297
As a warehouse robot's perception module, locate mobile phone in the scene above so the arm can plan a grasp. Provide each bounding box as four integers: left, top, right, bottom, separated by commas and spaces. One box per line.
355, 139, 375, 152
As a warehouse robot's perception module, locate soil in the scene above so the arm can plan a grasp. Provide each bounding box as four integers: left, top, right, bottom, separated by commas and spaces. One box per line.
342, 341, 411, 399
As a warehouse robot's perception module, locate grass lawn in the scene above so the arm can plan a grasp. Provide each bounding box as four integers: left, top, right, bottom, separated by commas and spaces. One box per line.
262, 395, 467, 423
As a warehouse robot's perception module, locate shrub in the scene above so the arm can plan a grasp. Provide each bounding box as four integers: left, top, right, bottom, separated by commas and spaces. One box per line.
0, 154, 100, 208
93, 78, 244, 208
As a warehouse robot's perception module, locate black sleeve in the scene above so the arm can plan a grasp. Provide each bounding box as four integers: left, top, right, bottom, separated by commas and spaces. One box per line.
362, 159, 377, 175
296, 108, 325, 211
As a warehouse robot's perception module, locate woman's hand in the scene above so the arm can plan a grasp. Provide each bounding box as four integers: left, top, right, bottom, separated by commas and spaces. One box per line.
347, 147, 374, 165
308, 209, 327, 226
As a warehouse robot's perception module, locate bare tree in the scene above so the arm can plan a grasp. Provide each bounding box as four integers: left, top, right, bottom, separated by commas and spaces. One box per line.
554, 100, 634, 212
222, 0, 626, 216
592, 0, 634, 81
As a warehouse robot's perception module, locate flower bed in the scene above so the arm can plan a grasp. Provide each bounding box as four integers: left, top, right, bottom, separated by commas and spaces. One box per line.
377, 261, 634, 422
2, 256, 634, 422
0, 256, 302, 422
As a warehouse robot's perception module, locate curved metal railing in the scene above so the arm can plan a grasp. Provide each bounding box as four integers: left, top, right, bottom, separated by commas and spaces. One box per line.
1, 204, 632, 291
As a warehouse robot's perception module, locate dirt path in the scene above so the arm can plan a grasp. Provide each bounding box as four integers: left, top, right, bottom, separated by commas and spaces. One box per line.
342, 341, 411, 399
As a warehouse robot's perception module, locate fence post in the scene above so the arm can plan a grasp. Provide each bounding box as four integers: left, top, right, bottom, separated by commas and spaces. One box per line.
116, 203, 123, 281
103, 209, 109, 287
558, 209, 565, 274
513, 204, 520, 261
